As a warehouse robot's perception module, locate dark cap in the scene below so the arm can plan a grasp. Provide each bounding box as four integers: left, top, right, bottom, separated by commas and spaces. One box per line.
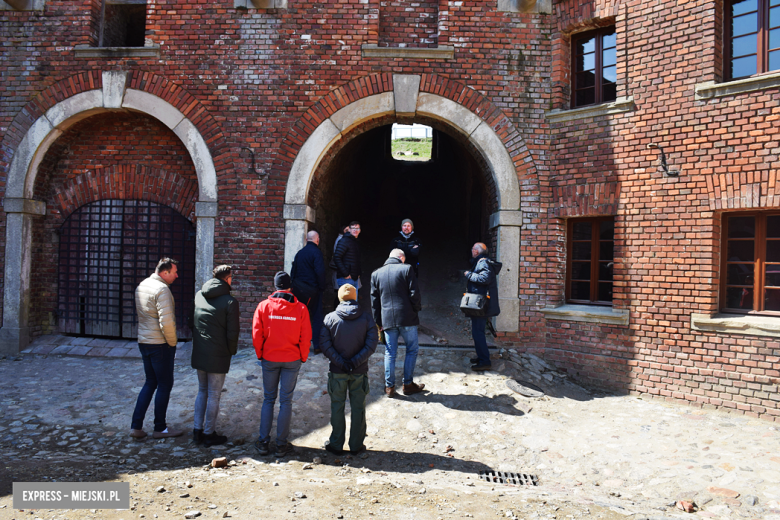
274, 271, 291, 290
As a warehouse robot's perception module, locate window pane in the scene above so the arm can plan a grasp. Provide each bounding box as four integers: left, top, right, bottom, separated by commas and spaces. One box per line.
732, 33, 758, 57
767, 240, 780, 262
732, 0, 757, 16
767, 216, 780, 237
732, 12, 758, 37
598, 282, 613, 302
599, 241, 614, 261
765, 268, 780, 287
576, 53, 596, 72
603, 47, 616, 67
727, 263, 754, 285
772, 0, 780, 8
771, 6, 780, 28
600, 220, 614, 239
576, 88, 595, 106
570, 281, 591, 300
726, 286, 754, 310
727, 216, 755, 238
602, 82, 617, 102
765, 289, 780, 311
571, 261, 591, 280
577, 36, 595, 54
727, 240, 755, 261
573, 221, 592, 240
598, 262, 613, 281
603, 64, 617, 83
576, 70, 596, 88
602, 29, 616, 49
770, 50, 780, 72
572, 241, 592, 260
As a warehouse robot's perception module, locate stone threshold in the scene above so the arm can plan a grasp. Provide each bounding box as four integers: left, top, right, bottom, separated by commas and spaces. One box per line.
22, 335, 191, 359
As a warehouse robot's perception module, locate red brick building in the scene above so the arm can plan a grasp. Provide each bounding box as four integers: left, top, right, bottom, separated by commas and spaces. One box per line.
1, 0, 778, 419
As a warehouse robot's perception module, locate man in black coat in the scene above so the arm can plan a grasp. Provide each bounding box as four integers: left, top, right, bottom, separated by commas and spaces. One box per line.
319, 284, 378, 455
390, 218, 420, 277
331, 221, 362, 296
191, 265, 240, 446
291, 230, 327, 354
370, 249, 425, 397
464, 242, 502, 372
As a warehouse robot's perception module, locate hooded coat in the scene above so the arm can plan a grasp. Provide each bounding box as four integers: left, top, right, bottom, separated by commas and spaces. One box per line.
465, 254, 503, 318
319, 300, 378, 375
252, 290, 312, 363
191, 278, 240, 374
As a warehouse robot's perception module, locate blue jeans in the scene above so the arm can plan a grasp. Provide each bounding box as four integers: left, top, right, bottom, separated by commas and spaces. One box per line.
471, 317, 491, 366
193, 371, 226, 435
131, 344, 176, 432
336, 277, 358, 298
258, 359, 301, 444
384, 325, 419, 388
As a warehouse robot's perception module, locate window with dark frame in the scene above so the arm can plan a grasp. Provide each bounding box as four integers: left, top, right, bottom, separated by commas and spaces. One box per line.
567, 217, 614, 305
727, 0, 780, 80
571, 26, 617, 108
722, 212, 780, 314
99, 0, 147, 48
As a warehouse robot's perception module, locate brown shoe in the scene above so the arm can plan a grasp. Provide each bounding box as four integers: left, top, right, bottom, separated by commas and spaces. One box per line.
152, 428, 184, 439
402, 382, 425, 395
385, 386, 396, 398
130, 429, 147, 440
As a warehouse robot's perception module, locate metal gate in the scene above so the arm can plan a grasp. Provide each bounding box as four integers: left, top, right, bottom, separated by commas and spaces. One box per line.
58, 199, 195, 339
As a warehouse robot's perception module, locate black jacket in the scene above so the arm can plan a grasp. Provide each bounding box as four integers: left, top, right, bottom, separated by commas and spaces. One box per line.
370, 257, 422, 329
331, 232, 361, 280
390, 232, 421, 266
319, 301, 378, 375
291, 241, 326, 305
192, 278, 240, 374
466, 254, 502, 318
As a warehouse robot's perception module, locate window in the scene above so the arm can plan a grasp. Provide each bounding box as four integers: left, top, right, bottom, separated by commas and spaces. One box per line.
726, 0, 780, 80
722, 212, 780, 314
99, 0, 147, 47
567, 217, 614, 305
571, 27, 617, 108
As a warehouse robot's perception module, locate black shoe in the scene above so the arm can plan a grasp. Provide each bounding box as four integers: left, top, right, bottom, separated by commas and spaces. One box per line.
324, 442, 344, 456
274, 442, 294, 458
202, 432, 227, 447
471, 364, 492, 372
193, 429, 204, 444
350, 444, 366, 455
470, 357, 479, 364
254, 439, 270, 456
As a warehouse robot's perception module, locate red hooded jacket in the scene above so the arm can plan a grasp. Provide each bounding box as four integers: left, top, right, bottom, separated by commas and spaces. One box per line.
252, 290, 312, 363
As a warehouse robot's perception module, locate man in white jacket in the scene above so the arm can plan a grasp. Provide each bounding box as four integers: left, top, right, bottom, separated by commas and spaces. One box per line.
130, 258, 184, 440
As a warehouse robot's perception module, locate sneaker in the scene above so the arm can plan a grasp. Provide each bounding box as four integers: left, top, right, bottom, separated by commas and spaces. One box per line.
152, 428, 184, 439
202, 432, 227, 447
274, 442, 294, 458
471, 364, 492, 372
402, 382, 425, 395
130, 429, 147, 440
324, 441, 344, 456
385, 386, 396, 398
254, 439, 270, 456
193, 429, 204, 444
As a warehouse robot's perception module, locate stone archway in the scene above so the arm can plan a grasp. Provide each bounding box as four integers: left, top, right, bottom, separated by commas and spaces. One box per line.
283, 74, 526, 332
0, 71, 219, 354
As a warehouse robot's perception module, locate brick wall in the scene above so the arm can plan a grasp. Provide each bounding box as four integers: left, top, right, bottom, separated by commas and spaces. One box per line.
379, 0, 439, 48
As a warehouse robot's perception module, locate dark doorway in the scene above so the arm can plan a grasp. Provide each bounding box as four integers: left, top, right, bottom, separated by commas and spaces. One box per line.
58, 199, 195, 340
313, 125, 493, 345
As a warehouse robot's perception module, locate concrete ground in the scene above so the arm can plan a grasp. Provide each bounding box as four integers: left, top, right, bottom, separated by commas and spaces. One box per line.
1, 342, 779, 520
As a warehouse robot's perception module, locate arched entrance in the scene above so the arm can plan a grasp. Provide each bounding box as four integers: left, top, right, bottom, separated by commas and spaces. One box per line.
283, 75, 526, 334
0, 71, 219, 354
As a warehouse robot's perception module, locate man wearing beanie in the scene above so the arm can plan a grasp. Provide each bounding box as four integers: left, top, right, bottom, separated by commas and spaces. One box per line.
390, 218, 420, 277
252, 271, 312, 457
319, 284, 378, 455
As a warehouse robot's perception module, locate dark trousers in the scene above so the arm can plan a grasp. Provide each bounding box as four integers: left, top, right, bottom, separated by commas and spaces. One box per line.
308, 292, 324, 349
471, 317, 491, 366
131, 343, 176, 431
327, 372, 369, 452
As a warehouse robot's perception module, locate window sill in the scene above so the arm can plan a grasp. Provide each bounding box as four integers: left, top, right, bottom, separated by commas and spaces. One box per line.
73, 45, 161, 59
545, 96, 634, 123
691, 313, 780, 338
695, 71, 780, 100
541, 304, 628, 326
361, 45, 455, 60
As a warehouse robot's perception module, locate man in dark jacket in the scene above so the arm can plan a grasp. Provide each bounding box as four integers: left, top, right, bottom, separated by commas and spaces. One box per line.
390, 218, 420, 277
319, 284, 378, 455
191, 265, 240, 446
464, 243, 502, 372
370, 249, 425, 397
330, 221, 362, 296
291, 230, 327, 354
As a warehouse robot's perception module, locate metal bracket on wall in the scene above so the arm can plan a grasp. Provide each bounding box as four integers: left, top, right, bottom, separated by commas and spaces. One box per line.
241, 148, 267, 178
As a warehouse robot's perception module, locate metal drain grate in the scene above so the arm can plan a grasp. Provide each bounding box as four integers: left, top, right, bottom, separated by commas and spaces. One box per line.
478, 470, 539, 486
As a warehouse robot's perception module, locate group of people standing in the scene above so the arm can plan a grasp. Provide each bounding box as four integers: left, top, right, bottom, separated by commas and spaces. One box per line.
129, 218, 501, 457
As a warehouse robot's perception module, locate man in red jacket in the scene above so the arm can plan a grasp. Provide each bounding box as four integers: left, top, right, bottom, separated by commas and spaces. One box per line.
252, 271, 312, 457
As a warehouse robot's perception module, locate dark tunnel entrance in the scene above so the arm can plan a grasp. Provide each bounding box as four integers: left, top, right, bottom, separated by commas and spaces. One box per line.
311, 124, 497, 346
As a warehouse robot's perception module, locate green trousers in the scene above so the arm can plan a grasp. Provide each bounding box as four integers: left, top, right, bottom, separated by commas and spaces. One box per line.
327, 372, 369, 452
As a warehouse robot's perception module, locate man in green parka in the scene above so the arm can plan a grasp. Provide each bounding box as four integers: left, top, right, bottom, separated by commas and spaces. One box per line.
191, 265, 240, 446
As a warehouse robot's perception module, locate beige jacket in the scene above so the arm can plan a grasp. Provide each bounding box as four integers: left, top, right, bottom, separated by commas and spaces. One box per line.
135, 273, 177, 346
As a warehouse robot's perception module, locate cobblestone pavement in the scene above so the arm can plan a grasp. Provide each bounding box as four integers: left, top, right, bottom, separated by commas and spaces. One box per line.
1, 343, 779, 519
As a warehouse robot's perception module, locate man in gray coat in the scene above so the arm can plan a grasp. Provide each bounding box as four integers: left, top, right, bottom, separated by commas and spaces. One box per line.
191, 265, 240, 447
131, 258, 184, 440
